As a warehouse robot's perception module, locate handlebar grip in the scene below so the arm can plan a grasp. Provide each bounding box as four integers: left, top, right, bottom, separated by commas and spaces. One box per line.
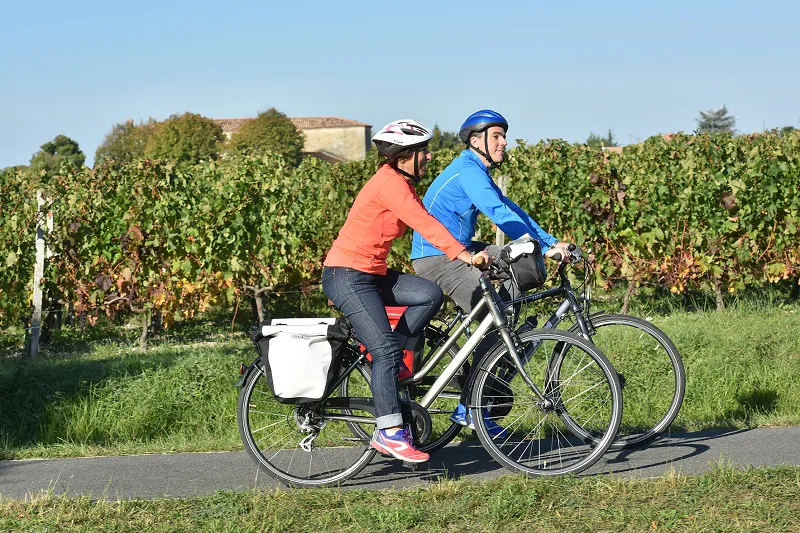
552, 253, 562, 262
472, 254, 487, 268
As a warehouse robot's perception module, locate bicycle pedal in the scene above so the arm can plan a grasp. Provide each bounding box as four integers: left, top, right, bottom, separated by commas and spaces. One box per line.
403, 461, 420, 470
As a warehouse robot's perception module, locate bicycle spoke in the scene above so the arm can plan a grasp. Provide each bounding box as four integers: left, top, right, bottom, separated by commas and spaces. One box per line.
578, 314, 685, 448
237, 358, 375, 488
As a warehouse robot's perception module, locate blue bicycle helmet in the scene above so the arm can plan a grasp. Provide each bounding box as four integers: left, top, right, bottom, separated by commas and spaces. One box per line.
458, 110, 509, 143
459, 109, 509, 168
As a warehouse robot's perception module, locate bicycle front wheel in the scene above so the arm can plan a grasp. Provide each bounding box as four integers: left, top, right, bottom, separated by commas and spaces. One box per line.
237, 364, 375, 488
470, 329, 622, 476
574, 313, 685, 449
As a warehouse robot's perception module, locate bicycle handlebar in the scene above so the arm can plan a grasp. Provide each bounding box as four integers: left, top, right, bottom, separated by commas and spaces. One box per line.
551, 243, 580, 264
472, 253, 488, 269
482, 242, 584, 285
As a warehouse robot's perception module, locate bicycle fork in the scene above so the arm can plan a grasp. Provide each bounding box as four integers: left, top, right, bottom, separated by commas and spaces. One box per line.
478, 275, 550, 406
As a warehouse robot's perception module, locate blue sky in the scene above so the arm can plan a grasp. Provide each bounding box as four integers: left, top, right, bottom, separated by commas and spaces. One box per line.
1, 0, 798, 168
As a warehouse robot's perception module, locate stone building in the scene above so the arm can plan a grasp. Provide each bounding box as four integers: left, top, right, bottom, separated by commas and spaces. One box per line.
214, 116, 371, 162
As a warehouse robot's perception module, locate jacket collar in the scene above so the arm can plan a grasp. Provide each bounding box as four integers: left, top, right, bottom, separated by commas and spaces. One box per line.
460, 149, 489, 173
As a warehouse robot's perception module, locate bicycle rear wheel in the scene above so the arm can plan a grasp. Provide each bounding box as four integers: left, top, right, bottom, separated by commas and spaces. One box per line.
573, 313, 685, 449
471, 329, 622, 476
237, 363, 375, 488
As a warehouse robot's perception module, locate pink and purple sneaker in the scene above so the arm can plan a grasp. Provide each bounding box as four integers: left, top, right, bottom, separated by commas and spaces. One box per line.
370, 426, 429, 463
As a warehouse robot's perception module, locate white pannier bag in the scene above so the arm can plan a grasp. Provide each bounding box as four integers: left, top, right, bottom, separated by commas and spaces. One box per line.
253, 318, 350, 404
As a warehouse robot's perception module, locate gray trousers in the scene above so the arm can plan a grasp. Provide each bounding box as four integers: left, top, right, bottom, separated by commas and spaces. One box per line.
412, 241, 520, 404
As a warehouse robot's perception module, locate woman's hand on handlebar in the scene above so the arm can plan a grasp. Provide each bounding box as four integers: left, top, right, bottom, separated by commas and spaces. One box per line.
471, 250, 492, 270
457, 249, 492, 269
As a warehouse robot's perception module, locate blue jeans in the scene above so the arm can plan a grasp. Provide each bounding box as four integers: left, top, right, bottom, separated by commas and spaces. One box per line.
322, 266, 444, 429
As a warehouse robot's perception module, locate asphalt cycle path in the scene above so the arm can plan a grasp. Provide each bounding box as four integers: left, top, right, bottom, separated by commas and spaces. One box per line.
1, 427, 798, 501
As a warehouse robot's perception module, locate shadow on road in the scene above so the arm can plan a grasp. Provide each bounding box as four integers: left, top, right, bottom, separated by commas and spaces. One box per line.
345, 440, 502, 487
596, 428, 752, 476
347, 427, 756, 487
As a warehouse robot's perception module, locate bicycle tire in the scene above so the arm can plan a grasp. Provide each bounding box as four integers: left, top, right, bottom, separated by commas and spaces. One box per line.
570, 313, 685, 449
237, 363, 375, 488
470, 329, 622, 476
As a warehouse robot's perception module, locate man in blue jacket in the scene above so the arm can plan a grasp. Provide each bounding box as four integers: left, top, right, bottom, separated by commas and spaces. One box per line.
411, 109, 571, 435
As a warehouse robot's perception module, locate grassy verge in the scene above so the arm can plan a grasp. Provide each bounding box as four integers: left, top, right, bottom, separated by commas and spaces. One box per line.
1, 301, 800, 460
1, 465, 798, 531
0, 335, 250, 459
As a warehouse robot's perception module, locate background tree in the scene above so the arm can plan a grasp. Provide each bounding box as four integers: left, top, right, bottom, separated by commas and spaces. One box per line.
695, 105, 737, 135
429, 124, 462, 151
227, 108, 305, 164
29, 135, 86, 183
95, 118, 158, 164
586, 128, 617, 149
144, 113, 225, 165
0, 165, 28, 184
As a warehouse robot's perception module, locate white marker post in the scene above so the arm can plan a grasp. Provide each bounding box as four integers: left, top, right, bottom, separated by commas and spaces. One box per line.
29, 190, 46, 357
495, 175, 507, 247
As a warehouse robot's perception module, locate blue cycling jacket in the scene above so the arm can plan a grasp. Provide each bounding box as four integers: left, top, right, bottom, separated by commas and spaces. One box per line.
411, 149, 558, 259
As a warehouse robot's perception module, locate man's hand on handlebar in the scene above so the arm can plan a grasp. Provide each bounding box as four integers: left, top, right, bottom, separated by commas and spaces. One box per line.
545, 242, 574, 264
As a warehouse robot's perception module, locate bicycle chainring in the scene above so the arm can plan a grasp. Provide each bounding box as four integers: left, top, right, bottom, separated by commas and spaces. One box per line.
403, 401, 433, 445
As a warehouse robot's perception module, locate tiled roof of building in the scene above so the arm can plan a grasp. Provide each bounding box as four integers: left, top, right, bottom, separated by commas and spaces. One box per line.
291, 117, 371, 129
214, 117, 370, 135
214, 118, 252, 133
601, 146, 624, 154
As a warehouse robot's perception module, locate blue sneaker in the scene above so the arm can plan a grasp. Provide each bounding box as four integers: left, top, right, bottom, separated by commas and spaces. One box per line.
450, 403, 471, 427
450, 403, 509, 439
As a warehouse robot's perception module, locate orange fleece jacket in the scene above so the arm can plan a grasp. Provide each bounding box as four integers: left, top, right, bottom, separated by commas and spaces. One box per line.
324, 165, 466, 275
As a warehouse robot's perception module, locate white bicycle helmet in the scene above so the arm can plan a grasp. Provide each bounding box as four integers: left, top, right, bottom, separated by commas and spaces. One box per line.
372, 119, 433, 157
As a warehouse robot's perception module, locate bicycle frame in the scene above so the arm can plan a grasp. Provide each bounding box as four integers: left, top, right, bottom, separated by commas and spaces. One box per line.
508, 262, 594, 337
319, 266, 587, 426
402, 273, 548, 408
315, 285, 506, 426
403, 260, 600, 393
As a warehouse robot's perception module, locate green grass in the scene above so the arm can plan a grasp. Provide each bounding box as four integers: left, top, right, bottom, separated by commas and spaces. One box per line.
0, 334, 252, 459
1, 465, 798, 531
2, 296, 800, 460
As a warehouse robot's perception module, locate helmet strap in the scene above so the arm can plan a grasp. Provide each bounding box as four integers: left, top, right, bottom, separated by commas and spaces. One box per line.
391, 149, 423, 183
396, 167, 420, 183
469, 133, 502, 170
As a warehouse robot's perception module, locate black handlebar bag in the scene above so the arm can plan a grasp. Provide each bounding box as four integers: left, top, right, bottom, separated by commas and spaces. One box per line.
252, 318, 350, 404
499, 235, 547, 291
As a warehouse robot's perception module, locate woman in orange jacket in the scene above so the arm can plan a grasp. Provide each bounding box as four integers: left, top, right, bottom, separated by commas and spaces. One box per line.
322, 119, 490, 463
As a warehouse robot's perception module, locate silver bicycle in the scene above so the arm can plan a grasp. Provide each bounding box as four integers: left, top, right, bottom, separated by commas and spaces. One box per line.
236, 261, 623, 487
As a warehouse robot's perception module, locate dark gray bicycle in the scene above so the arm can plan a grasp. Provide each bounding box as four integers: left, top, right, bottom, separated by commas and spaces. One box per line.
413, 244, 685, 450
